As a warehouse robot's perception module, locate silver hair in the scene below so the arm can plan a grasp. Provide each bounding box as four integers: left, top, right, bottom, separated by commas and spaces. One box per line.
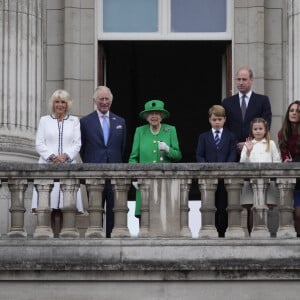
48, 89, 72, 114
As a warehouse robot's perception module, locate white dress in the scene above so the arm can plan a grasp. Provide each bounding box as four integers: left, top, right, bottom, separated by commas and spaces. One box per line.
31, 114, 83, 212
240, 139, 282, 205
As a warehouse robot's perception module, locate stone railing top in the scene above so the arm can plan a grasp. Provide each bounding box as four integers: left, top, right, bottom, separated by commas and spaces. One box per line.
0, 162, 300, 180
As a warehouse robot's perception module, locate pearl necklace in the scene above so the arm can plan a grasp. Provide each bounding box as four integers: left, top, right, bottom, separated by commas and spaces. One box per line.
150, 125, 161, 135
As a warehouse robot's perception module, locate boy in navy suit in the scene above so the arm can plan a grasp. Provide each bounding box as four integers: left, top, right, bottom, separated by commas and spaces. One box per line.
196, 105, 237, 237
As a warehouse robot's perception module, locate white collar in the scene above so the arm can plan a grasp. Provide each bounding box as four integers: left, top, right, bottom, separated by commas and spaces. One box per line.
97, 110, 110, 118
212, 128, 223, 134
239, 91, 252, 99
252, 138, 267, 144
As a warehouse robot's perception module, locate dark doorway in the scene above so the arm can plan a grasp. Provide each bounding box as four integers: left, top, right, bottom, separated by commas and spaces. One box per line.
99, 41, 230, 162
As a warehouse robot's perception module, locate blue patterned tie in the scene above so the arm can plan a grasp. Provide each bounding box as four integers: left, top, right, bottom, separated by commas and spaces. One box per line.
215, 130, 220, 146
102, 115, 109, 145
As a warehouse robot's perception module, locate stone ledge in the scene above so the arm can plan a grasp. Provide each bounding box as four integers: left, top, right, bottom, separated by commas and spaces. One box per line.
0, 239, 300, 280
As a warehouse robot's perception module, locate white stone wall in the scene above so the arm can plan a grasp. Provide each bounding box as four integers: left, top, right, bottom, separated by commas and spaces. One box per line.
234, 0, 288, 140
45, 0, 95, 117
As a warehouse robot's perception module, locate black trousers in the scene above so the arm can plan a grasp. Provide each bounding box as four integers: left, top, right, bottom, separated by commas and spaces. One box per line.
215, 179, 228, 237
102, 180, 114, 238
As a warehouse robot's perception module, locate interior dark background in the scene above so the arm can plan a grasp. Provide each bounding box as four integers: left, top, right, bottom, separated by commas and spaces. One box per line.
101, 41, 228, 162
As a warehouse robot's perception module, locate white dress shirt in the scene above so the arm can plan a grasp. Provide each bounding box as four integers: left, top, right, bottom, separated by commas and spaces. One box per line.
97, 111, 110, 128
212, 128, 223, 139
239, 91, 252, 108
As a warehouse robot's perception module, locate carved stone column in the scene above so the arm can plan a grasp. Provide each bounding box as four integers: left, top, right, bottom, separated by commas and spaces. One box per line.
138, 179, 151, 238
224, 178, 244, 238
33, 179, 54, 238
276, 178, 296, 238
7, 179, 28, 237
180, 179, 192, 237
198, 179, 218, 238
0, 179, 1, 237
85, 179, 106, 238
288, 0, 300, 100
59, 179, 80, 238
111, 178, 131, 238
0, 0, 43, 162
251, 178, 270, 238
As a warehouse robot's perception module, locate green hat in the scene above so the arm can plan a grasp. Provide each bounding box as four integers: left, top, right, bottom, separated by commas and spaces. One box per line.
139, 100, 170, 119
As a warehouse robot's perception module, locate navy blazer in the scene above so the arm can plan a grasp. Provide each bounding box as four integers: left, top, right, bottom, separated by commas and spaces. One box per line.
222, 92, 272, 142
196, 128, 237, 162
80, 111, 126, 163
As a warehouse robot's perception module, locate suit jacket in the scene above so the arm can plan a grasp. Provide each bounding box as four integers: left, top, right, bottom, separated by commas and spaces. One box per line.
80, 110, 126, 163
222, 92, 272, 142
196, 128, 237, 162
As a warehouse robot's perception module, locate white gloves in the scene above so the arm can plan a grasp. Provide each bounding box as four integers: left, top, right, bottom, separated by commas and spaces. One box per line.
132, 181, 139, 190
158, 141, 170, 153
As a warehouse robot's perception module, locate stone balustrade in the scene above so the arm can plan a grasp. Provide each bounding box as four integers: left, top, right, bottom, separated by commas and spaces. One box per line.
0, 162, 298, 239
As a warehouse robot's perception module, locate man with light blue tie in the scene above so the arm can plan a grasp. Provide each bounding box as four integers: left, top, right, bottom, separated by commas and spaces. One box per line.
80, 86, 127, 237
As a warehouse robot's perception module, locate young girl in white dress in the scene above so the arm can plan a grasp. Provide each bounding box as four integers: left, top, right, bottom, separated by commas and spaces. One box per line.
240, 117, 282, 234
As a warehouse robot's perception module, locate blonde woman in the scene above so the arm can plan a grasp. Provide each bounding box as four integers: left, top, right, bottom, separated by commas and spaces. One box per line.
32, 90, 83, 235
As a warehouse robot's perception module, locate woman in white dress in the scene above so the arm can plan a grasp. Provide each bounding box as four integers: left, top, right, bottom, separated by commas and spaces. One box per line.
32, 89, 83, 234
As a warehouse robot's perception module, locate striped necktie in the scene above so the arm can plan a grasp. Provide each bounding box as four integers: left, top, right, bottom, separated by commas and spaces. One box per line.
215, 130, 220, 146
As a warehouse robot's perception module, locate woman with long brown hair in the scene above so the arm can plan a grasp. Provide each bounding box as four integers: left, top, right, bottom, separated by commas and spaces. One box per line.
278, 100, 300, 237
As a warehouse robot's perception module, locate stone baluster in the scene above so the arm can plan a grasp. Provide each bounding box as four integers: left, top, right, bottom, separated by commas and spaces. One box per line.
276, 178, 296, 238
180, 179, 192, 237
7, 179, 28, 237
138, 179, 151, 238
85, 179, 106, 238
250, 178, 270, 237
59, 179, 80, 238
198, 179, 218, 238
224, 178, 244, 238
111, 178, 131, 238
33, 179, 54, 238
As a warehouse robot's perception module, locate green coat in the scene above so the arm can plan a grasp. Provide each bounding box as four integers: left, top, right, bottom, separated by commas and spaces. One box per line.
128, 123, 182, 216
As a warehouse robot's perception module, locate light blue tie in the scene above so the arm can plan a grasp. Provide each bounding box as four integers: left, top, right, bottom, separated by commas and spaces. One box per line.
102, 115, 109, 145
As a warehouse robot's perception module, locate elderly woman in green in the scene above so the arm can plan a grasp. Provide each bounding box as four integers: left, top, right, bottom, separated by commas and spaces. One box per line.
129, 99, 182, 218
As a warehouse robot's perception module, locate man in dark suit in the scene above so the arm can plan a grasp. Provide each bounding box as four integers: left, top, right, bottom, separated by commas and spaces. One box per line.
196, 105, 237, 237
222, 67, 272, 234
222, 66, 272, 155
80, 86, 127, 237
